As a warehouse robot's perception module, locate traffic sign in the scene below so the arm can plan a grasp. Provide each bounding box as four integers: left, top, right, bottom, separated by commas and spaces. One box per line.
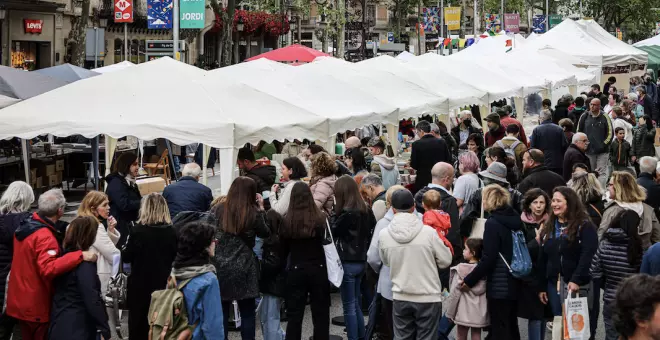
114, 0, 133, 23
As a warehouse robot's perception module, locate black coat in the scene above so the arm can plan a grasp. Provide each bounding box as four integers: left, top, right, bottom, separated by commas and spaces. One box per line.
563, 144, 591, 182
530, 121, 569, 173
517, 166, 566, 196
0, 212, 30, 309
244, 164, 277, 210
631, 125, 657, 159
460, 186, 524, 238
537, 220, 598, 287
410, 135, 451, 192
463, 206, 522, 300
163, 176, 213, 218
518, 220, 552, 320
121, 223, 177, 340
414, 186, 462, 261
586, 199, 605, 227
105, 173, 142, 248
49, 261, 111, 340
638, 173, 660, 210
332, 209, 376, 263
260, 210, 287, 297
451, 125, 482, 149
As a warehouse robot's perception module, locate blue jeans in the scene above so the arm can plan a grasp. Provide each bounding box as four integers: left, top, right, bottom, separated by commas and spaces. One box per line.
528, 319, 545, 340
260, 295, 285, 340
437, 314, 455, 340
254, 237, 264, 260
547, 280, 563, 316
341, 262, 366, 340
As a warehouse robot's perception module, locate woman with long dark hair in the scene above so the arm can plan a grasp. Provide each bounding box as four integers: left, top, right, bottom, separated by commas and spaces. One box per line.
212, 176, 270, 340
537, 187, 598, 322
332, 175, 376, 340
105, 152, 141, 247
344, 147, 368, 176
281, 182, 330, 340
269, 157, 308, 216
590, 210, 644, 340
519, 189, 551, 340
49, 216, 110, 340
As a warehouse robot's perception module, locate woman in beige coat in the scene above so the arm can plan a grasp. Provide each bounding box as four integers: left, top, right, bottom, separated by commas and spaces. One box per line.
309, 152, 338, 215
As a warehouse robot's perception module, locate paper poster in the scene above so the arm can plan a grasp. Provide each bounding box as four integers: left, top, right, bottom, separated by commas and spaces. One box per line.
484, 14, 501, 33
532, 14, 547, 33
148, 0, 173, 29
422, 7, 441, 33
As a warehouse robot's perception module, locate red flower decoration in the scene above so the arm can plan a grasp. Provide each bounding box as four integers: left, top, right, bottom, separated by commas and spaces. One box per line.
212, 9, 289, 36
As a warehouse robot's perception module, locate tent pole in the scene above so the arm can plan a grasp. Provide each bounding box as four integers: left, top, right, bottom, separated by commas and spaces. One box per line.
22, 139, 30, 185
165, 139, 179, 182
92, 136, 100, 191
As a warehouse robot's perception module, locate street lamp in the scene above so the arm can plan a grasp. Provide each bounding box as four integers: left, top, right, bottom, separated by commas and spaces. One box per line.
99, 18, 108, 28
317, 13, 328, 29
237, 17, 244, 32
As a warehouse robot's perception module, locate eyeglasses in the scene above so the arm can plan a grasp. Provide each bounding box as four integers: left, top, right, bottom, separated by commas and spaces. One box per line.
579, 139, 590, 144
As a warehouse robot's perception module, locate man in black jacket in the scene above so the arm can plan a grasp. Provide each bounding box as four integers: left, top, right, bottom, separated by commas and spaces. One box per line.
637, 156, 660, 211
237, 147, 277, 208
577, 99, 613, 188
563, 132, 592, 182
531, 109, 568, 176
518, 149, 566, 195
410, 121, 451, 192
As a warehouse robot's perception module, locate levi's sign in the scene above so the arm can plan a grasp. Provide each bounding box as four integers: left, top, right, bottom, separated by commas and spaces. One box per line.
24, 20, 43, 34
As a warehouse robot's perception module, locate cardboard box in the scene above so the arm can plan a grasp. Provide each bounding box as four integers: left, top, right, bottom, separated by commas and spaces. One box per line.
137, 177, 166, 196
55, 159, 64, 172
30, 168, 37, 181
45, 164, 55, 176
47, 174, 59, 187
55, 171, 63, 185
35, 177, 43, 188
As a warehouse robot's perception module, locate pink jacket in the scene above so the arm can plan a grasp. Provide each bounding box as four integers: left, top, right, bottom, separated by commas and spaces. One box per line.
445, 263, 489, 328
310, 175, 336, 215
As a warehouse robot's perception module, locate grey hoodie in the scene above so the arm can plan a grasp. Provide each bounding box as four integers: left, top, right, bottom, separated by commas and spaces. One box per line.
378, 212, 453, 303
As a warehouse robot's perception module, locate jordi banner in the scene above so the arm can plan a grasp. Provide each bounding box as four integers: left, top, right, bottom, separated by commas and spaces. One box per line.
484, 14, 501, 33
148, 0, 173, 29
422, 7, 440, 33
444, 7, 461, 31
504, 13, 520, 33
180, 0, 206, 29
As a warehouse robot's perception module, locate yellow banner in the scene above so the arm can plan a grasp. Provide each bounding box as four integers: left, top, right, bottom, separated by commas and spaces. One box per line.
444, 7, 461, 31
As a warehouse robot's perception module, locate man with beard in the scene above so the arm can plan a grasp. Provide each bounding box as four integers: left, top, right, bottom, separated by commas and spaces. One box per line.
484, 113, 506, 147
516, 149, 566, 195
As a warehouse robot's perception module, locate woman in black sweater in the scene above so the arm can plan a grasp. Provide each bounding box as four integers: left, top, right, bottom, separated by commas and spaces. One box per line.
537, 187, 598, 321
280, 182, 330, 340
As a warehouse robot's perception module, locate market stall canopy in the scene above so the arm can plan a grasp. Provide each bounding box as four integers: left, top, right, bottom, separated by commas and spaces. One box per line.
0, 66, 69, 100
637, 45, 660, 75
34, 64, 99, 83
94, 61, 136, 74
207, 57, 291, 79
245, 44, 330, 63
0, 95, 20, 109
202, 58, 399, 143
396, 51, 416, 61
523, 19, 647, 67
634, 34, 660, 48
358, 55, 488, 108
302, 57, 448, 118
0, 58, 234, 148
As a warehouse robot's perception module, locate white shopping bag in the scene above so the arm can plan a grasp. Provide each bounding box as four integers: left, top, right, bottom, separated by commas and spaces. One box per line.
324, 219, 344, 287
564, 294, 590, 340
470, 198, 486, 238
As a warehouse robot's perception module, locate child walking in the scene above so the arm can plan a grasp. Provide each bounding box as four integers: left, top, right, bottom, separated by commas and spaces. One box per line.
445, 238, 489, 340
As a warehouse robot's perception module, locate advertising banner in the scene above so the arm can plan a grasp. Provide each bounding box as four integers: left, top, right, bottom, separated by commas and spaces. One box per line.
180, 0, 206, 29
114, 0, 133, 23
148, 0, 173, 29
504, 13, 520, 32
532, 14, 547, 33
484, 14, 501, 33
444, 7, 461, 31
422, 7, 440, 33
549, 14, 563, 29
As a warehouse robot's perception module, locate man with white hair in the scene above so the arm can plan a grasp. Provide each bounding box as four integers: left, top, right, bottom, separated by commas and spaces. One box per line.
563, 132, 592, 182
163, 162, 213, 218
531, 108, 569, 176
451, 110, 481, 148
6, 189, 97, 339
637, 156, 660, 210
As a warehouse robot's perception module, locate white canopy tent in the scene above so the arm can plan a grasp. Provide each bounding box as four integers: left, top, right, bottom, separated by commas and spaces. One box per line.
395, 51, 416, 61
634, 34, 660, 47
358, 55, 489, 109
94, 61, 136, 74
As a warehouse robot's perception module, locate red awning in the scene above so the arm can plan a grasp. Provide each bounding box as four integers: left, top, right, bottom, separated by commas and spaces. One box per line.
246, 44, 330, 63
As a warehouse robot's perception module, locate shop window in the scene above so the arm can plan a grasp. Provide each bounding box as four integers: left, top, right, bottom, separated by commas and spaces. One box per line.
139, 40, 146, 64
11, 41, 50, 70
114, 38, 125, 62
130, 39, 139, 63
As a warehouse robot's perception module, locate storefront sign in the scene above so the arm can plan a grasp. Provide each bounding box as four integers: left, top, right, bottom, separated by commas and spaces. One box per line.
444, 7, 461, 31
24, 20, 43, 34
114, 0, 133, 23
504, 13, 520, 32
180, 0, 205, 29
148, 0, 173, 29
602, 65, 631, 74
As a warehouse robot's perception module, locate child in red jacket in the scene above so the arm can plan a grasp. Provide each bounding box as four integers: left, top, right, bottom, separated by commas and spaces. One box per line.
422, 190, 454, 255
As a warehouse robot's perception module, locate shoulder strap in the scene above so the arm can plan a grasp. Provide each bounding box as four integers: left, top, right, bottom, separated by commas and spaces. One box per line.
589, 204, 602, 218
496, 140, 505, 149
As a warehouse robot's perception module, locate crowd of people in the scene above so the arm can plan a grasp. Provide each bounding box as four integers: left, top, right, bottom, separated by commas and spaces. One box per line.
1, 85, 660, 340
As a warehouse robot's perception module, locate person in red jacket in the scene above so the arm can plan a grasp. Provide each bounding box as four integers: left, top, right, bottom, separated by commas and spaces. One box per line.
5, 189, 97, 340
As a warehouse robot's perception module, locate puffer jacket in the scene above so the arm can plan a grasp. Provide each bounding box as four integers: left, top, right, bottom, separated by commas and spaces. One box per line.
370, 155, 399, 190
260, 210, 286, 297
0, 212, 30, 309
332, 208, 376, 262
463, 206, 522, 300
598, 201, 660, 250
631, 124, 657, 159
445, 263, 489, 328
590, 227, 642, 304
245, 165, 277, 210
310, 175, 337, 215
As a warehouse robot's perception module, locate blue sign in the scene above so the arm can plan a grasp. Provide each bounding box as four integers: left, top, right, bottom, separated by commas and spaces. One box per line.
532, 15, 547, 33
148, 0, 173, 29
387, 32, 394, 42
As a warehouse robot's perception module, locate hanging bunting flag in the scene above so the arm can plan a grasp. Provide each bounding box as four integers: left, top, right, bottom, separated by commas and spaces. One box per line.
466, 38, 475, 46
505, 39, 512, 47
459, 38, 466, 47
451, 38, 459, 47
443, 38, 451, 46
